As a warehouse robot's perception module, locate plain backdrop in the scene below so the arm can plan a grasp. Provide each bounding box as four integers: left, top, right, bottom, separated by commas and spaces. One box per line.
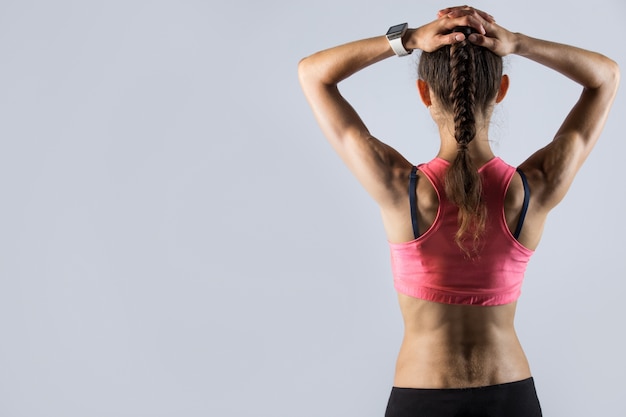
0, 1, 624, 416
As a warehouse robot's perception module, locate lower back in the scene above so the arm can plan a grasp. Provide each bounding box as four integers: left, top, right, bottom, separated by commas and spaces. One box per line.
393, 294, 532, 388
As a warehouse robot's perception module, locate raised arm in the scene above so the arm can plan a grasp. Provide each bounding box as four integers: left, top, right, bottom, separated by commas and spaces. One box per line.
297, 36, 406, 207
298, 14, 490, 207
462, 11, 620, 212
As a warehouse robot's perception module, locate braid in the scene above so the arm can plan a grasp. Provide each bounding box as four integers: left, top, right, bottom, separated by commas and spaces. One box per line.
417, 33, 503, 256
444, 40, 486, 256
450, 41, 476, 146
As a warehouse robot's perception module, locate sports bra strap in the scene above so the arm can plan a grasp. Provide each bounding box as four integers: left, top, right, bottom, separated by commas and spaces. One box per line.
409, 167, 420, 239
513, 168, 530, 240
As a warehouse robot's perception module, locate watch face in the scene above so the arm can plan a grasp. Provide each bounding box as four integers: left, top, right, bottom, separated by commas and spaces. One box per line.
386, 23, 407, 36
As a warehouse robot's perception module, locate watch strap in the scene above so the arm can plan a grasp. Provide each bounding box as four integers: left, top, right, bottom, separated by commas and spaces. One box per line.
388, 37, 411, 57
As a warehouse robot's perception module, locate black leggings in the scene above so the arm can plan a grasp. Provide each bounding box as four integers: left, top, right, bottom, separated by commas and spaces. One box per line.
385, 378, 542, 417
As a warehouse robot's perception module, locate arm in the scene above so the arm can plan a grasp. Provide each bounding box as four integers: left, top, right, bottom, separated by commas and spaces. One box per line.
298, 14, 490, 207
297, 37, 407, 207
465, 17, 620, 212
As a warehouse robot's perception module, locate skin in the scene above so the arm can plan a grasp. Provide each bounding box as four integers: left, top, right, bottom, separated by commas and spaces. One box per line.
298, 6, 620, 388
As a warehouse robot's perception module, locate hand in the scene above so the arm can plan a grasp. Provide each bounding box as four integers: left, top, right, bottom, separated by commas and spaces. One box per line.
407, 6, 491, 52
437, 5, 495, 23
465, 23, 518, 57
435, 5, 518, 56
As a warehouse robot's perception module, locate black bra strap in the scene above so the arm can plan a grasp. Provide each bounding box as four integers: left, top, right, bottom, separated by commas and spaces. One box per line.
513, 168, 530, 240
409, 167, 420, 239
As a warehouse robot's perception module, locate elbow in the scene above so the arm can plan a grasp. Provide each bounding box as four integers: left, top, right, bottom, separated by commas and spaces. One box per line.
297, 56, 308, 75
586, 57, 620, 94
298, 56, 331, 92
297, 56, 315, 86
298, 54, 335, 87
610, 59, 620, 89
601, 57, 620, 91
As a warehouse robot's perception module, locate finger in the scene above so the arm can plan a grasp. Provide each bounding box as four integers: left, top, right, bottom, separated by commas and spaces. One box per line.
472, 8, 495, 23
467, 33, 497, 51
467, 33, 484, 45
443, 6, 495, 23
437, 7, 455, 18
438, 5, 469, 17
421, 31, 466, 52
468, 15, 487, 34
440, 32, 467, 47
441, 13, 487, 35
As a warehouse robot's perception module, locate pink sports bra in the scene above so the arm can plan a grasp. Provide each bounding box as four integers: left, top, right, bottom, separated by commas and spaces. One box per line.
388, 157, 534, 306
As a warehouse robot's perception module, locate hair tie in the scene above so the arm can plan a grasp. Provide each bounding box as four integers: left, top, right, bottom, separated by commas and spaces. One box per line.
452, 26, 478, 38
458, 142, 469, 152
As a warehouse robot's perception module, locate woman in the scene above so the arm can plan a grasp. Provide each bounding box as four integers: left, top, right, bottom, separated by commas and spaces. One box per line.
298, 5, 619, 417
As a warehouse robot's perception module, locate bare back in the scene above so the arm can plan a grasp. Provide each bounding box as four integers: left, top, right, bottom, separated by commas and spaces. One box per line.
395, 296, 531, 388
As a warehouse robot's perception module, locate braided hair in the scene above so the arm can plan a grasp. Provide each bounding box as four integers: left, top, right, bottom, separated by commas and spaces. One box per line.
418, 33, 503, 255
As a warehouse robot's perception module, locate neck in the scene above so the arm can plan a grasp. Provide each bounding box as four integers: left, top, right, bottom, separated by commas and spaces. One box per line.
435, 117, 495, 167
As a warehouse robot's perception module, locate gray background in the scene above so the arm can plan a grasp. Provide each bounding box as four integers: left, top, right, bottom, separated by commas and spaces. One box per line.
0, 0, 624, 416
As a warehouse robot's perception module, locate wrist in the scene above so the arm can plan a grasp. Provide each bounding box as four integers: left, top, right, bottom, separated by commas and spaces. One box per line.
511, 32, 527, 56
403, 28, 418, 51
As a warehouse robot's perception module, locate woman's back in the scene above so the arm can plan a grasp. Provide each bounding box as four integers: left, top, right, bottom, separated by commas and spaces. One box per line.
386, 154, 534, 388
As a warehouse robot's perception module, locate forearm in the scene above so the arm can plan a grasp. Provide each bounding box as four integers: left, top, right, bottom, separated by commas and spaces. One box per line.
298, 12, 491, 88
298, 35, 395, 86
513, 33, 620, 90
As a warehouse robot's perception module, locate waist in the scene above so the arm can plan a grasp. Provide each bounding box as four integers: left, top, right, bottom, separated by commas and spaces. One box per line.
394, 335, 531, 389
394, 296, 531, 388
390, 376, 537, 393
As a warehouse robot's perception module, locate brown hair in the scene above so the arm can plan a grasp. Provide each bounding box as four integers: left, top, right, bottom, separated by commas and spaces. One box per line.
418, 39, 503, 255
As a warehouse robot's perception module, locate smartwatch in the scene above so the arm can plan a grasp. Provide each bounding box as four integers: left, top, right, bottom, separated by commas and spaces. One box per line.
386, 23, 412, 57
